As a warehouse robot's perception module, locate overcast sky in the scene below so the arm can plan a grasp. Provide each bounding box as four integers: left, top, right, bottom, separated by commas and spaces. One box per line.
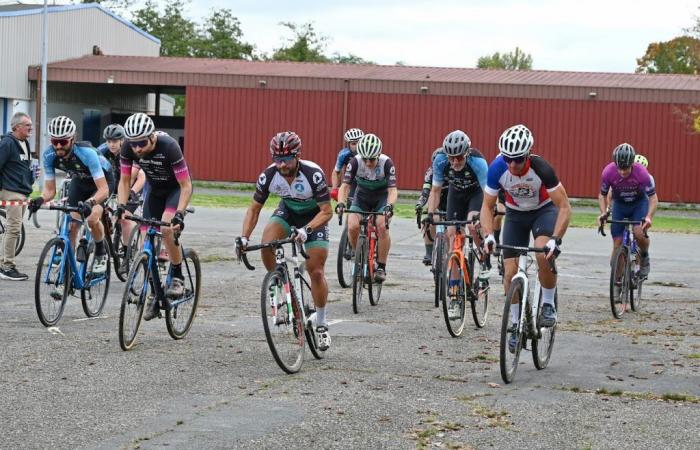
186, 0, 698, 73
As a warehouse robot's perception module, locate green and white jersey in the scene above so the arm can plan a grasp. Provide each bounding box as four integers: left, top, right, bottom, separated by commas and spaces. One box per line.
254, 159, 330, 214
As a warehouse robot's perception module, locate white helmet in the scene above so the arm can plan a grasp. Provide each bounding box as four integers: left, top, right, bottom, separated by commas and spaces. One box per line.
442, 130, 471, 156
344, 128, 364, 142
357, 133, 382, 159
47, 116, 76, 139
499, 124, 533, 158
124, 113, 155, 140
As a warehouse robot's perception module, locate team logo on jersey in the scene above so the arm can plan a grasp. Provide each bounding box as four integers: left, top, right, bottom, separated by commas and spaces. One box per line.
294, 183, 305, 193
389, 166, 395, 175
258, 173, 267, 186
375, 167, 381, 176
346, 163, 352, 171
312, 172, 323, 185
317, 232, 323, 238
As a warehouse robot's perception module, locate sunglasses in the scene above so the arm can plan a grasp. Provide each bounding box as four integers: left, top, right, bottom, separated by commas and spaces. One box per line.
50, 138, 70, 147
503, 155, 526, 164
362, 157, 377, 162
128, 138, 150, 149
447, 154, 465, 161
273, 154, 296, 163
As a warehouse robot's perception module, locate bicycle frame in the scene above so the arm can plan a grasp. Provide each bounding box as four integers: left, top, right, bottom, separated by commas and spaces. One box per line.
512, 254, 539, 339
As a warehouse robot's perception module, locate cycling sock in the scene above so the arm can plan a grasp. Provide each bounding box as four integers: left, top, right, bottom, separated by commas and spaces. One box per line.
171, 263, 183, 280
542, 287, 556, 306
640, 251, 649, 258
316, 306, 327, 327
510, 303, 520, 324
425, 244, 433, 257
377, 262, 386, 271
94, 239, 106, 256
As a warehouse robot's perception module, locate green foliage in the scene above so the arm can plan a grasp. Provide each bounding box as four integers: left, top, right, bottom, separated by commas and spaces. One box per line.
635, 36, 700, 74
194, 9, 256, 60
271, 22, 330, 62
132, 0, 198, 57
477, 47, 533, 70
331, 53, 375, 64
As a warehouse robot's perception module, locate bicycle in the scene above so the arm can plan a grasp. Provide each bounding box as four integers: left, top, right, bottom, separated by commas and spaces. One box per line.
338, 209, 388, 314
498, 244, 558, 384
336, 198, 355, 289
598, 215, 646, 319
236, 229, 325, 374
118, 210, 201, 351
417, 209, 447, 309
32, 203, 111, 327
0, 204, 26, 256
103, 196, 143, 282
54, 175, 72, 232
430, 216, 491, 336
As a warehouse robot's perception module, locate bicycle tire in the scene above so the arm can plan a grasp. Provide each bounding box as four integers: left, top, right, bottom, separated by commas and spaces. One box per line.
368, 238, 382, 306
299, 263, 324, 360
35, 238, 71, 327
80, 241, 111, 318
432, 233, 447, 308
631, 276, 643, 312
467, 247, 489, 328
337, 225, 353, 288
0, 209, 25, 256
261, 269, 305, 374
609, 246, 629, 319
124, 226, 143, 277
119, 252, 150, 351
111, 221, 128, 282
442, 253, 467, 337
500, 277, 525, 384
532, 288, 558, 370
352, 236, 368, 314
166, 248, 201, 340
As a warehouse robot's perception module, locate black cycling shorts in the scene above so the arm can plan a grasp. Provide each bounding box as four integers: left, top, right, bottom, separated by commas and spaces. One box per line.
446, 188, 483, 221
142, 186, 180, 222
269, 202, 329, 249
67, 171, 115, 207
501, 203, 558, 259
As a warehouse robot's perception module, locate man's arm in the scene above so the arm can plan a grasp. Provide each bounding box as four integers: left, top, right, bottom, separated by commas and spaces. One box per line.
426, 185, 442, 214
549, 185, 572, 239
387, 187, 398, 206
646, 193, 658, 220
90, 177, 109, 204
337, 182, 349, 205
241, 200, 264, 239
130, 168, 146, 193
305, 202, 333, 230
176, 176, 193, 212
41, 179, 57, 202
479, 193, 498, 237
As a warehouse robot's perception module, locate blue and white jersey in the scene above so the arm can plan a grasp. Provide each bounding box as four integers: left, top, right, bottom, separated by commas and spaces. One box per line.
334, 147, 355, 172
485, 154, 560, 211
431, 149, 488, 195
43, 144, 111, 181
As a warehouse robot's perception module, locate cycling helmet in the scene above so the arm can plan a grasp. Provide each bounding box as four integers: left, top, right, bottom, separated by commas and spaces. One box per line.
344, 128, 364, 142
613, 143, 636, 169
47, 116, 76, 139
357, 133, 382, 159
124, 113, 155, 140
498, 124, 534, 158
103, 124, 125, 140
269, 131, 302, 156
634, 154, 648, 168
442, 130, 471, 156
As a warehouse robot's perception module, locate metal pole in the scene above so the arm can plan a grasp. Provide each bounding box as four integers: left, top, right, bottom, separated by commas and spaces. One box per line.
40, 0, 48, 163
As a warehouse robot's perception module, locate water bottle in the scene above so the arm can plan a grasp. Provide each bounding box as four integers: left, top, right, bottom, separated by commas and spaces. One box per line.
30, 159, 40, 185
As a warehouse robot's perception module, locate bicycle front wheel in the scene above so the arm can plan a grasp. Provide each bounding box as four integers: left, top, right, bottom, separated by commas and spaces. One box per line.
467, 248, 489, 328
119, 252, 150, 351
299, 263, 324, 360
81, 243, 111, 318
532, 288, 557, 370
337, 225, 353, 288
500, 278, 525, 384
123, 226, 143, 278
368, 239, 382, 306
261, 269, 305, 374
609, 247, 629, 319
35, 238, 71, 327
631, 275, 643, 312
352, 236, 368, 314
432, 233, 447, 308
166, 248, 201, 340
442, 253, 467, 337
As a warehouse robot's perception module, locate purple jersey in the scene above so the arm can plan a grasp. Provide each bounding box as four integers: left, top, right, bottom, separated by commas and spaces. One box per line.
600, 162, 655, 203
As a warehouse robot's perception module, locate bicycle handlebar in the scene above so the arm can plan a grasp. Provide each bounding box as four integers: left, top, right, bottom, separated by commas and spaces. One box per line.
236, 227, 310, 271
598, 215, 648, 238
337, 209, 390, 230
496, 244, 558, 274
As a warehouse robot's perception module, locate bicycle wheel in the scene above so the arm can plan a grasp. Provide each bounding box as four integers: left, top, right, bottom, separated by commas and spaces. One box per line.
123, 226, 143, 276
166, 248, 201, 340
299, 263, 324, 360
80, 242, 111, 318
609, 246, 629, 319
119, 252, 150, 351
0, 209, 25, 256
352, 236, 368, 314
336, 225, 353, 288
442, 253, 467, 337
532, 288, 558, 370
500, 278, 525, 384
368, 240, 382, 306
432, 233, 447, 308
261, 269, 305, 374
35, 238, 71, 327
467, 247, 489, 328
111, 222, 128, 282
631, 275, 643, 312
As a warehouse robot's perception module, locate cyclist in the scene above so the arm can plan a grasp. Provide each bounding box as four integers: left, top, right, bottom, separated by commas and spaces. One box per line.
415, 148, 447, 265
634, 154, 655, 194
237, 131, 333, 351
480, 124, 571, 352
118, 113, 193, 321
99, 124, 146, 271
330, 128, 364, 201
29, 116, 114, 276
597, 143, 656, 278
335, 133, 397, 283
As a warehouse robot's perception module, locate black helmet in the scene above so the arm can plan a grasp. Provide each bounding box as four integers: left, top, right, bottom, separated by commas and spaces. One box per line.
103, 124, 125, 140
613, 143, 635, 169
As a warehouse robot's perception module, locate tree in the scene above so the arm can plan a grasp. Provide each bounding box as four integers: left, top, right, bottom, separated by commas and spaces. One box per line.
331, 53, 374, 65
271, 22, 330, 62
132, 0, 199, 57
194, 9, 256, 60
635, 36, 700, 74
477, 47, 532, 70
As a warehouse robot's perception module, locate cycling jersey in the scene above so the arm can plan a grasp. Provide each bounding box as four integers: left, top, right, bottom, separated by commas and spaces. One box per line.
254, 159, 330, 215
120, 134, 189, 192
334, 147, 355, 172
431, 149, 488, 195
600, 162, 655, 203
43, 144, 111, 182
485, 155, 561, 211
343, 154, 397, 192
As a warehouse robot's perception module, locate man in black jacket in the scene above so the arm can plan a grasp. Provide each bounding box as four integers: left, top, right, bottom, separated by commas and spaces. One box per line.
0, 112, 35, 280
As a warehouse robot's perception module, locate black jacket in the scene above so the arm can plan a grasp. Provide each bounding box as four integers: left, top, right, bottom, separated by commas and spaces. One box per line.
0, 133, 34, 195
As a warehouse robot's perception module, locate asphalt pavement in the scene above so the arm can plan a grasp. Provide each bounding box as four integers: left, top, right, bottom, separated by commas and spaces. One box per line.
1, 207, 698, 449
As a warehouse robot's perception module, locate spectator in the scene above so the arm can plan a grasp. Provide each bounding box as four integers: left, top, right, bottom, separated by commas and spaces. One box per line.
0, 112, 35, 280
